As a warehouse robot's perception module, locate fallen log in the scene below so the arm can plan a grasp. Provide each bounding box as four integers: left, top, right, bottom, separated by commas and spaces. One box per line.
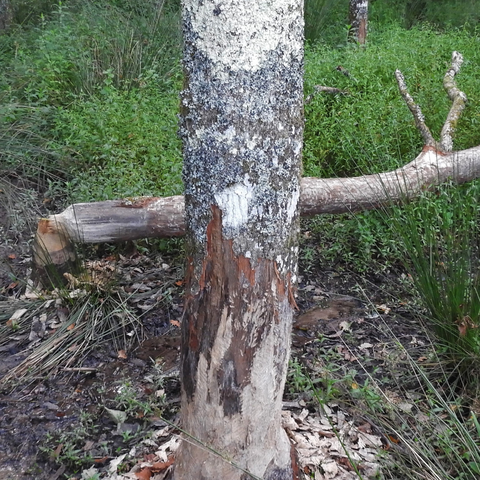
33, 52, 479, 287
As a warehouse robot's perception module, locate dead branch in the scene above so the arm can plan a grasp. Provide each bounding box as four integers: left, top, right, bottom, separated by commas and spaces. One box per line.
440, 51, 467, 152
395, 70, 436, 148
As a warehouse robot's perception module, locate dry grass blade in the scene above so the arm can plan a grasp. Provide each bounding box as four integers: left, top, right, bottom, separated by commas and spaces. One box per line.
0, 289, 143, 386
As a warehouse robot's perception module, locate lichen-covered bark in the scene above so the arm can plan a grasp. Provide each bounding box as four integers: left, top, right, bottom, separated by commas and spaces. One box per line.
349, 0, 368, 44
174, 1, 303, 479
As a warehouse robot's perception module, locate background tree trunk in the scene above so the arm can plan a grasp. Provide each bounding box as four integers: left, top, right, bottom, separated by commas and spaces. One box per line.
349, 0, 368, 44
173, 1, 304, 479
0, 0, 12, 31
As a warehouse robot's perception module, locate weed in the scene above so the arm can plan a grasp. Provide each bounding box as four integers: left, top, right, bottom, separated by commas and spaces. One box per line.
41, 411, 98, 471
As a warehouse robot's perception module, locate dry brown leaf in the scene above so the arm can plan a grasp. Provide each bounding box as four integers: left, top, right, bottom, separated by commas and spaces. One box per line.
151, 456, 174, 472
94, 456, 109, 464
135, 468, 152, 480
118, 350, 128, 360
357, 422, 372, 434
336, 457, 355, 471
53, 443, 63, 458
169, 320, 180, 327
7, 308, 28, 325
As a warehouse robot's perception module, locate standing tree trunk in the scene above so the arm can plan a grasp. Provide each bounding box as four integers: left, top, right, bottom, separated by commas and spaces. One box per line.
349, 0, 368, 44
0, 0, 12, 31
174, 1, 304, 479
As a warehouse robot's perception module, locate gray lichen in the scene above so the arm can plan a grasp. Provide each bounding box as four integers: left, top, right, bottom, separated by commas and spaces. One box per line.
181, 0, 304, 268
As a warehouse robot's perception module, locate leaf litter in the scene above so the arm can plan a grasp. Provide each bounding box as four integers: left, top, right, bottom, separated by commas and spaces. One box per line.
0, 250, 435, 479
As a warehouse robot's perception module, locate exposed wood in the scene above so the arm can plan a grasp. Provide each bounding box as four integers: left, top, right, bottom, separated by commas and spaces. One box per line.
32, 218, 78, 287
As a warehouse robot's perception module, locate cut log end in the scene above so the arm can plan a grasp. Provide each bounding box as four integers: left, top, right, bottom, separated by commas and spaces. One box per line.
31, 218, 79, 289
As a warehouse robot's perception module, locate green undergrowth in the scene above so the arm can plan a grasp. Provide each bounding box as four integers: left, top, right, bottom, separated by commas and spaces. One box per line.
392, 180, 480, 378
304, 24, 480, 179
302, 23, 480, 271
56, 70, 182, 202
304, 0, 480, 44
0, 0, 182, 204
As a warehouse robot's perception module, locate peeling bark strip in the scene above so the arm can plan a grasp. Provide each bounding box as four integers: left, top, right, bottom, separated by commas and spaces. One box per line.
182, 205, 292, 415
174, 1, 304, 479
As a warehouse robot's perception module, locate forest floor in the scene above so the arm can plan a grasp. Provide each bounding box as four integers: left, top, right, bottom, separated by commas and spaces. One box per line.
0, 190, 434, 480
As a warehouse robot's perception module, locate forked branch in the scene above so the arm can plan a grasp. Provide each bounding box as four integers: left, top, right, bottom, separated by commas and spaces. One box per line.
395, 51, 467, 153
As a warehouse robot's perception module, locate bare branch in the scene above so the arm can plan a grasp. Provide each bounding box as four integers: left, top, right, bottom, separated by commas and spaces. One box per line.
301, 145, 480, 215
440, 51, 467, 152
395, 69, 437, 148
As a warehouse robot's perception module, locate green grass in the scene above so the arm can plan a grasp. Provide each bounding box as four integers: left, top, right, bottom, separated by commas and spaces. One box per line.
389, 180, 480, 380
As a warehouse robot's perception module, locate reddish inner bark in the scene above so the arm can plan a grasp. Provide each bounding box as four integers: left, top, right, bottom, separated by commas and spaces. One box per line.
181, 205, 292, 416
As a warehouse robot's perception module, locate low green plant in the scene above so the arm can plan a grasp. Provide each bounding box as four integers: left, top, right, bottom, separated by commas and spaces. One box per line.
0, 0, 182, 209
42, 411, 98, 471
287, 358, 344, 405
304, 24, 480, 180
391, 180, 480, 383
114, 381, 156, 418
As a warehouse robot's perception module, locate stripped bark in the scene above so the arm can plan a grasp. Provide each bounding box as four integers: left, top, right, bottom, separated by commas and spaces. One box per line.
173, 0, 304, 478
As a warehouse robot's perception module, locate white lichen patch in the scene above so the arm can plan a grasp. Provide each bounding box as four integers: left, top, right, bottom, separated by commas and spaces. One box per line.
214, 183, 254, 229
185, 0, 302, 74
286, 188, 300, 224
